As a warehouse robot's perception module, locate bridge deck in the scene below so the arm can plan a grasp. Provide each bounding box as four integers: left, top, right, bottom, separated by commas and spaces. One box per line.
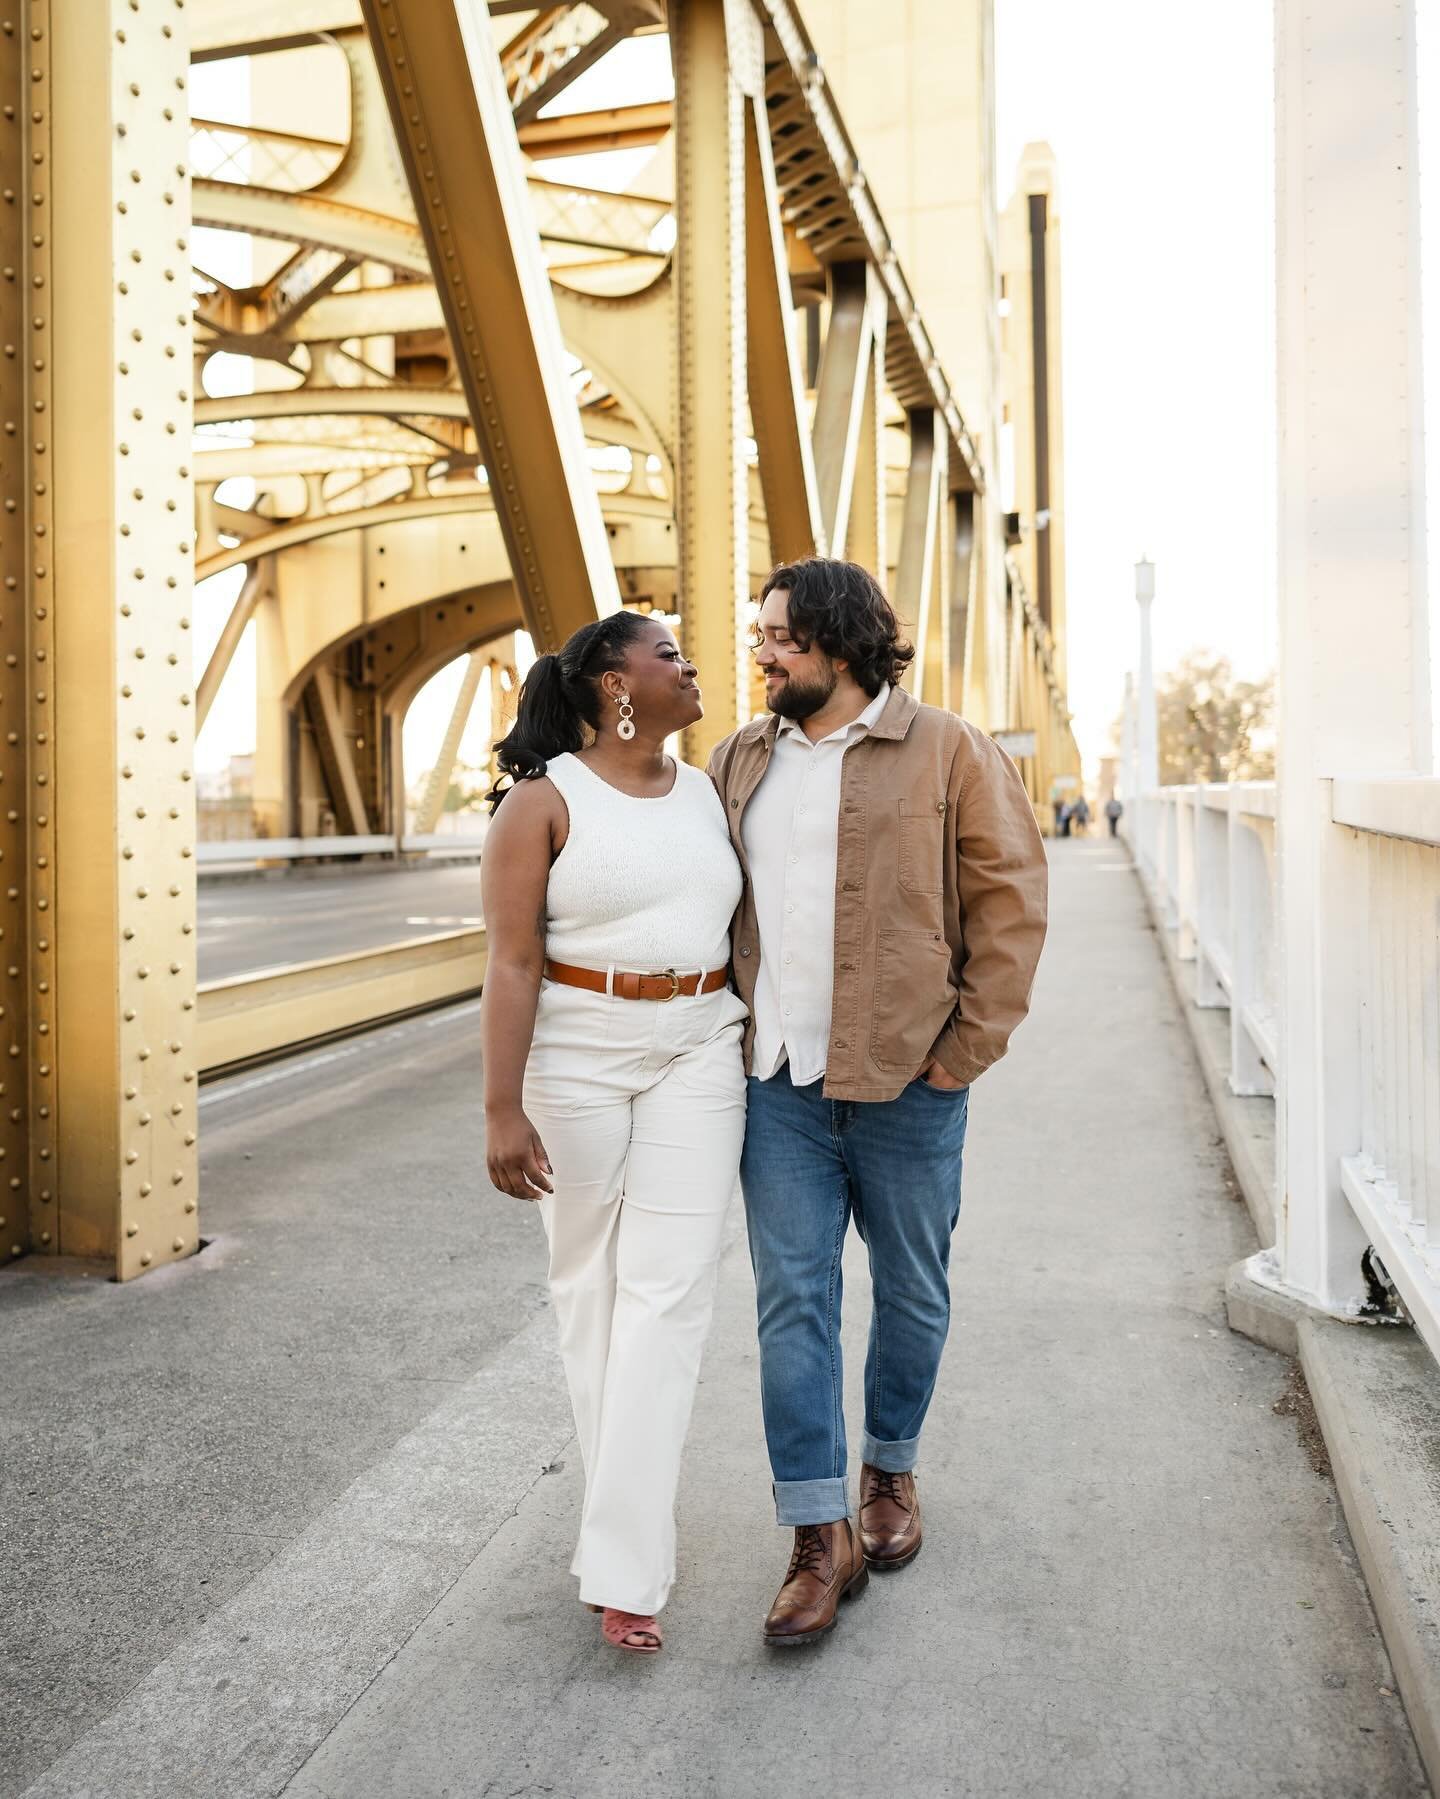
2, 841, 1426, 1796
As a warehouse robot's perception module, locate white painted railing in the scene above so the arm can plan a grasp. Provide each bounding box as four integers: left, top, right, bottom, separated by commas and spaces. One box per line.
1331, 779, 1440, 1364
1130, 777, 1440, 1365
1135, 783, 1279, 1099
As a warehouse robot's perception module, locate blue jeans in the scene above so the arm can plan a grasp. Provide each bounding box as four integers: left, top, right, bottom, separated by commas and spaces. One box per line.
740, 1065, 969, 1526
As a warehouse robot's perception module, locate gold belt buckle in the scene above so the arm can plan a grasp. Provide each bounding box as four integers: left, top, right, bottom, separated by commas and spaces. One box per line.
658, 968, 681, 1001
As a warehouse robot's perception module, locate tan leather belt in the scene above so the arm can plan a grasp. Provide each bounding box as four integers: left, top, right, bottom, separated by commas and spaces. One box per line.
544, 959, 729, 1002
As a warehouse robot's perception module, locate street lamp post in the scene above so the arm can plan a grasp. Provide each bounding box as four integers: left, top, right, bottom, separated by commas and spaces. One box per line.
1135, 557, 1158, 878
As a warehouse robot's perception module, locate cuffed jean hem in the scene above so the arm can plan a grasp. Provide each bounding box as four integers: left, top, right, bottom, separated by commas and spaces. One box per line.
860, 1430, 920, 1474
773, 1477, 851, 1526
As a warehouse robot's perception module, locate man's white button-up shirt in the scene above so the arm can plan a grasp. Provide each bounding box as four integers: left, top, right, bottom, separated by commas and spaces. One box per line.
742, 684, 891, 1085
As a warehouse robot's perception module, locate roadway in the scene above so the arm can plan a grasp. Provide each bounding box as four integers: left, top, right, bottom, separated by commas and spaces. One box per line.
198, 863, 484, 982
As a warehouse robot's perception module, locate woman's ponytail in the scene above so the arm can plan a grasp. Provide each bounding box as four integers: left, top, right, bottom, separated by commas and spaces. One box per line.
486, 611, 650, 811
488, 653, 585, 810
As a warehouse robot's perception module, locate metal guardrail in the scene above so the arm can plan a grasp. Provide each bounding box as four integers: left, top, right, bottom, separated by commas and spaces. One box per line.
198, 929, 487, 1075
1130, 777, 1440, 1366
1334, 777, 1440, 1365
1136, 783, 1278, 1098
197, 834, 487, 868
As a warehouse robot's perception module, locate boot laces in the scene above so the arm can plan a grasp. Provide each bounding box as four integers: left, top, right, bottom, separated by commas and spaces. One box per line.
787, 1524, 828, 1580
867, 1469, 907, 1506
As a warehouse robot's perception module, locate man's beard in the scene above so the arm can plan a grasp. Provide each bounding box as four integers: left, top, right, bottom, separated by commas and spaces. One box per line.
766, 662, 837, 721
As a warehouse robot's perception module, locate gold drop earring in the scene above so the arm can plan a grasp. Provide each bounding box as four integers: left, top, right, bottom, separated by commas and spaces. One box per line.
616, 690, 636, 741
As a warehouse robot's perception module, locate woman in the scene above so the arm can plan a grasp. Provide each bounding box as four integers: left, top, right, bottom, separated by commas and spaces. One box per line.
480, 610, 746, 1656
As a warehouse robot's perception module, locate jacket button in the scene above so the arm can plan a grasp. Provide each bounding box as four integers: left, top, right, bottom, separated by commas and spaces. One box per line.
739, 947, 751, 957
730, 798, 738, 809
936, 800, 947, 814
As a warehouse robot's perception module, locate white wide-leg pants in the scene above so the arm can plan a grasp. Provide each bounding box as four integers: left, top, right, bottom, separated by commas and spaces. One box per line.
523, 977, 747, 1615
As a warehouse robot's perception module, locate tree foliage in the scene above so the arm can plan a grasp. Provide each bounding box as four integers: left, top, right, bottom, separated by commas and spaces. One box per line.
1156, 652, 1275, 784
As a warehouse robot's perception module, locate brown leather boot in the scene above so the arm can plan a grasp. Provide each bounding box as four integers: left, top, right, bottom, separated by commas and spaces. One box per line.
858, 1463, 923, 1571
762, 1519, 869, 1647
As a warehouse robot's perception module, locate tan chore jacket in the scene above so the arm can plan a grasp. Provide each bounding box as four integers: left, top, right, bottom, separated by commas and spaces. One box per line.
707, 685, 1048, 1102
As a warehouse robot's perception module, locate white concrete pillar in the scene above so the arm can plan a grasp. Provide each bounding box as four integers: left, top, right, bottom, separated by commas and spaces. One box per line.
1274, 0, 1432, 1307
1135, 558, 1158, 879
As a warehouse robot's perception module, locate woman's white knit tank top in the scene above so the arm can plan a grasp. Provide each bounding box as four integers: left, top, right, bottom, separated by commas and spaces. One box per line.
542, 753, 742, 971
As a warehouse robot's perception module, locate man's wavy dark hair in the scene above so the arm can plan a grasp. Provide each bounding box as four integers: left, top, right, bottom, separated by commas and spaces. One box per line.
758, 558, 914, 697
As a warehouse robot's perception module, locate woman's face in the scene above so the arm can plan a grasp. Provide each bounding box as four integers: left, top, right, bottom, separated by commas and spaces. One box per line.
600, 618, 701, 738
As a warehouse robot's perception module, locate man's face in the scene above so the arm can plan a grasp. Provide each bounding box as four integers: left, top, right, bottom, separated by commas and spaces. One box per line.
752, 588, 840, 721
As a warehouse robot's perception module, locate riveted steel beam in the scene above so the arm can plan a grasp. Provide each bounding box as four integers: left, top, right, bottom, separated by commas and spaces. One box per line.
358, 0, 620, 649
193, 178, 431, 272
949, 492, 976, 717
842, 338, 883, 578
0, 11, 36, 1262
413, 648, 486, 835
194, 174, 669, 278
195, 486, 681, 584
517, 99, 673, 159
196, 386, 472, 427
744, 93, 823, 563
302, 669, 373, 835
504, 5, 626, 127
812, 261, 885, 559
42, 3, 199, 1277
894, 410, 946, 705
670, 0, 749, 761
757, 0, 983, 495
197, 562, 270, 733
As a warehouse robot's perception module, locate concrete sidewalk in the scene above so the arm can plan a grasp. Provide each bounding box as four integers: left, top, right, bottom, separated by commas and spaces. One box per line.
5, 840, 1428, 1797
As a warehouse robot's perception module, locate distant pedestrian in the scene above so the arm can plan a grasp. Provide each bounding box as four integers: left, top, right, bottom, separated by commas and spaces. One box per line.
1052, 798, 1066, 835
1106, 796, 1123, 838
1073, 795, 1091, 837
1058, 803, 1073, 838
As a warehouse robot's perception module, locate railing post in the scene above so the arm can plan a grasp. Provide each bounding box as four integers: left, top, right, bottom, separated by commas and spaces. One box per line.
1273, 0, 1432, 1307
1175, 788, 1197, 961
1194, 788, 1230, 1008
1160, 794, 1179, 929
1229, 789, 1278, 1099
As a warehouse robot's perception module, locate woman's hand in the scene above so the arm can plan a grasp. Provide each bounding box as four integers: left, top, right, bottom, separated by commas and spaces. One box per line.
485, 1106, 554, 1201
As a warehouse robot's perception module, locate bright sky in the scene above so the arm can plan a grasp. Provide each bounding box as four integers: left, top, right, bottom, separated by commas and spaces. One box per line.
995, 0, 1276, 766
996, 1, 1440, 770
192, 7, 1439, 780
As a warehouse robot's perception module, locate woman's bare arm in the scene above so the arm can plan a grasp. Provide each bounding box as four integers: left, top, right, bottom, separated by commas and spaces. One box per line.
480, 778, 563, 1199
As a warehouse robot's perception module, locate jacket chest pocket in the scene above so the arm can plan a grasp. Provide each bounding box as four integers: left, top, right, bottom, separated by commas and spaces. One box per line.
898, 797, 946, 895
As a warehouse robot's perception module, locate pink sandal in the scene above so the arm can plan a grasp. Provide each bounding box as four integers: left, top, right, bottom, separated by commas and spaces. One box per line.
600, 1608, 663, 1654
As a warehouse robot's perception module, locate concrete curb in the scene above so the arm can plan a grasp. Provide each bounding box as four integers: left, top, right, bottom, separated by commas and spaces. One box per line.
1133, 870, 1277, 1248
1127, 852, 1440, 1791
1224, 1256, 1304, 1358
1299, 1315, 1440, 1793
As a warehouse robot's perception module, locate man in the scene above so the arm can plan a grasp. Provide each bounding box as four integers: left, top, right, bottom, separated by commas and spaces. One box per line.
709, 557, 1048, 1647
1106, 795, 1123, 838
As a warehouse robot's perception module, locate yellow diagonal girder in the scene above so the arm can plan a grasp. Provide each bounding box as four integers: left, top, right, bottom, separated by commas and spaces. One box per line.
812, 262, 886, 558
744, 93, 824, 563
359, 0, 619, 648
